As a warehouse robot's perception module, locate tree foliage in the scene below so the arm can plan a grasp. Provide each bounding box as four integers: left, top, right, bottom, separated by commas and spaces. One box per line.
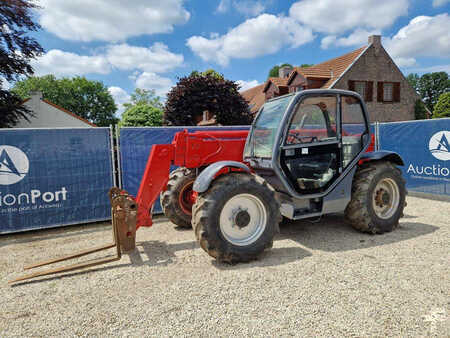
190, 69, 224, 80
406, 73, 420, 93
164, 73, 252, 126
268, 63, 293, 78
433, 92, 450, 119
407, 72, 449, 111
12, 75, 118, 126
120, 89, 163, 127
414, 99, 428, 120
0, 0, 43, 127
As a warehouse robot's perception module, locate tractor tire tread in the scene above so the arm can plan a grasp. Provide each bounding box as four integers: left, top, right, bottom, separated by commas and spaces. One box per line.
345, 161, 406, 234
192, 173, 281, 264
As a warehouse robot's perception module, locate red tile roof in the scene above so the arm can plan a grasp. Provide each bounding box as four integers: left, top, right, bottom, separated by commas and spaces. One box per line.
263, 77, 289, 92
240, 83, 266, 114
240, 45, 369, 114
288, 46, 367, 87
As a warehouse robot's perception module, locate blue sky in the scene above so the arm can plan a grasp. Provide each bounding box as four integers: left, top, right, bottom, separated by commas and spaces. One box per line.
21, 0, 450, 114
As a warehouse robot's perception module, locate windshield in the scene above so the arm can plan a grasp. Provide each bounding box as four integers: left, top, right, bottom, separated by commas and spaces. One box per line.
244, 95, 293, 158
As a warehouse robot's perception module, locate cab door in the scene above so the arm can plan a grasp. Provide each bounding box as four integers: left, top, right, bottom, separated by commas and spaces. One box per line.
280, 94, 342, 194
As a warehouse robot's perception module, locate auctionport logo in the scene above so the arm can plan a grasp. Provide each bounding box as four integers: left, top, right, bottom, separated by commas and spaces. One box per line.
429, 131, 450, 161
0, 146, 29, 185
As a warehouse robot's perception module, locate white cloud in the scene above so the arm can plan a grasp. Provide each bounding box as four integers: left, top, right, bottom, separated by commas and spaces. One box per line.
289, 0, 408, 34
39, 0, 190, 42
216, 0, 267, 17
321, 28, 381, 49
236, 79, 260, 92
433, 0, 449, 7
384, 14, 450, 67
107, 43, 183, 73
108, 86, 130, 116
30, 42, 184, 78
409, 64, 450, 74
216, 0, 231, 13
134, 72, 173, 97
187, 14, 314, 66
394, 57, 418, 68
31, 50, 111, 77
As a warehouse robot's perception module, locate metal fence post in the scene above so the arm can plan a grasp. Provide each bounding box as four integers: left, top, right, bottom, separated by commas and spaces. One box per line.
375, 121, 380, 151
116, 125, 122, 189
109, 125, 117, 187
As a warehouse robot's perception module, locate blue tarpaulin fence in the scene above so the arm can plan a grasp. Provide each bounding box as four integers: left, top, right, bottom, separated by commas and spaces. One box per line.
119, 126, 250, 213
0, 128, 114, 234
378, 118, 450, 196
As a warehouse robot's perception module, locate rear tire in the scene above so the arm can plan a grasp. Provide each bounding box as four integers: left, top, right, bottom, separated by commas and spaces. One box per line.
192, 173, 281, 263
160, 167, 196, 228
345, 161, 406, 234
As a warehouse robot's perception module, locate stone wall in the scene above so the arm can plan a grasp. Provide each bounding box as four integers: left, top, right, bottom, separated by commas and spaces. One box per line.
333, 45, 418, 122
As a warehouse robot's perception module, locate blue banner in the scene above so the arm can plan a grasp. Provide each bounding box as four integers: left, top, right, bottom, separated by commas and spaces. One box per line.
0, 128, 114, 234
119, 126, 249, 213
379, 118, 450, 196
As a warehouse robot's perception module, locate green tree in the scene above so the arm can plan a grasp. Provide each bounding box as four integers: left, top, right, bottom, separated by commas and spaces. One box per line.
120, 89, 163, 127
300, 64, 313, 68
414, 99, 428, 120
433, 92, 450, 118
12, 75, 118, 126
268, 63, 293, 78
416, 72, 450, 111
164, 73, 252, 126
0, 0, 43, 127
190, 69, 224, 80
406, 73, 420, 92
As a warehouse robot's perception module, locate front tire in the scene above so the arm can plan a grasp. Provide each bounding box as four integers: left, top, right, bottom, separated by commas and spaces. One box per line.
192, 173, 281, 263
160, 167, 196, 228
345, 161, 406, 234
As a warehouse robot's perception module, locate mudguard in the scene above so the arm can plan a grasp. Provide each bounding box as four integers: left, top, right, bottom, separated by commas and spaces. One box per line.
193, 161, 251, 193
360, 150, 404, 166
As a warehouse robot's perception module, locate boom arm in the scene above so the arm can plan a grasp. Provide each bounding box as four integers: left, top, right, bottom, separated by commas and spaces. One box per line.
134, 129, 249, 228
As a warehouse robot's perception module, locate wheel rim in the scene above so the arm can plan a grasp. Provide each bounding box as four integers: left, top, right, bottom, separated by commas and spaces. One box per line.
178, 180, 195, 215
219, 193, 267, 246
372, 178, 400, 219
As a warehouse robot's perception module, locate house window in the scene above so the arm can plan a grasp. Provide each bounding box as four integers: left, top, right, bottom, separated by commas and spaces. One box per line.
348, 80, 373, 102
355, 81, 366, 99
383, 83, 393, 102
377, 82, 400, 103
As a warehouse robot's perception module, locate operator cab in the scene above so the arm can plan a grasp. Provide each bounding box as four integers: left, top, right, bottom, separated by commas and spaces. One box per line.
244, 90, 371, 198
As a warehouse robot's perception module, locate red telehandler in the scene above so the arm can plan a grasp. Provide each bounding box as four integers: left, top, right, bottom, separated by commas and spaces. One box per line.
11, 89, 406, 283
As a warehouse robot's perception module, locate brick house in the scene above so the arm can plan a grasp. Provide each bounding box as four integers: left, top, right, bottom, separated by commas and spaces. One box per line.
241, 35, 420, 122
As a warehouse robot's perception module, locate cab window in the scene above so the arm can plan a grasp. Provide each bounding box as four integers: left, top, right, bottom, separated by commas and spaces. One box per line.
286, 96, 337, 145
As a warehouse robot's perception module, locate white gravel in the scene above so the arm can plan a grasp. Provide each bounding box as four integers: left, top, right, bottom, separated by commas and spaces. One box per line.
1, 196, 449, 337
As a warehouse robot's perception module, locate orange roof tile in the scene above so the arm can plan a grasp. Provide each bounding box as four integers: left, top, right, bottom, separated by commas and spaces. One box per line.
288, 46, 367, 87
263, 77, 289, 92
240, 83, 265, 114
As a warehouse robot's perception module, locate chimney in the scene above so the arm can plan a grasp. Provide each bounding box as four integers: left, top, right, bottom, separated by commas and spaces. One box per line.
278, 65, 293, 78
368, 35, 382, 55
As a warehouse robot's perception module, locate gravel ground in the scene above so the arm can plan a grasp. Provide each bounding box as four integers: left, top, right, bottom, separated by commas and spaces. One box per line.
0, 196, 449, 337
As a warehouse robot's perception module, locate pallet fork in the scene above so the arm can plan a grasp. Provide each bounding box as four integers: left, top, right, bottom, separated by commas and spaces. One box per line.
9, 188, 137, 284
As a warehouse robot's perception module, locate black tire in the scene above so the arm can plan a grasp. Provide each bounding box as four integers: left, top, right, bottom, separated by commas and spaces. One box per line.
192, 173, 281, 263
160, 167, 196, 228
345, 161, 406, 234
